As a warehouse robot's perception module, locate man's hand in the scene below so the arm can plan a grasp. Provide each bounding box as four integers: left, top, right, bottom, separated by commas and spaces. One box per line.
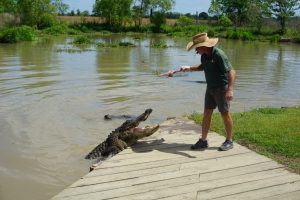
226, 89, 233, 101
180, 66, 191, 72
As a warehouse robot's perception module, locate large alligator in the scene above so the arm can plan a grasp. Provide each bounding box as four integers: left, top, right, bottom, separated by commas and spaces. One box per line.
85, 109, 159, 160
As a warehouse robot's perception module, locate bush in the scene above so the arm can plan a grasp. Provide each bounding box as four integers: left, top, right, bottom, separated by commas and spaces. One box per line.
207, 29, 215, 37
241, 32, 255, 41
176, 16, 194, 27
293, 34, 300, 43
149, 41, 168, 48
38, 14, 58, 29
219, 16, 233, 27
270, 34, 281, 43
71, 24, 91, 33
0, 25, 37, 43
43, 24, 68, 35
161, 25, 173, 34
163, 24, 211, 37
226, 29, 241, 39
226, 29, 254, 41
72, 35, 93, 45
118, 41, 136, 47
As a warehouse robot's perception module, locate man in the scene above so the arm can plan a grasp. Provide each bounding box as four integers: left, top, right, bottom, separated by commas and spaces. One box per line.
180, 32, 236, 151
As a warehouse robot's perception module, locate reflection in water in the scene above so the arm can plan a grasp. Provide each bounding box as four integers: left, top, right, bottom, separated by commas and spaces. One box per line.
0, 38, 60, 98
0, 35, 300, 200
218, 41, 300, 108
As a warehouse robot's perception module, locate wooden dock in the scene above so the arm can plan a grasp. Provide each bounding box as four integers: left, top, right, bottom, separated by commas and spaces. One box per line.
52, 118, 300, 200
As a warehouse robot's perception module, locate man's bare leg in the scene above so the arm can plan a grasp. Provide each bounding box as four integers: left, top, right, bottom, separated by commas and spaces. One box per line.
201, 108, 214, 140
220, 111, 233, 140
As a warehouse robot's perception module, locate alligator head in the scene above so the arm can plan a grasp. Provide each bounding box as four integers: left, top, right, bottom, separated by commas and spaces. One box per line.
132, 124, 159, 139
124, 124, 160, 146
116, 109, 152, 132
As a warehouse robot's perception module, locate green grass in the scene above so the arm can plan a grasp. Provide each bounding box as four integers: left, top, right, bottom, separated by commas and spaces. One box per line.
118, 41, 136, 47
72, 35, 93, 45
189, 107, 300, 174
149, 41, 169, 48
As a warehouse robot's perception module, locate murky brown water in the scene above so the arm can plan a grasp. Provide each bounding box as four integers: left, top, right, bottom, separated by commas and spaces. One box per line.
0, 34, 300, 200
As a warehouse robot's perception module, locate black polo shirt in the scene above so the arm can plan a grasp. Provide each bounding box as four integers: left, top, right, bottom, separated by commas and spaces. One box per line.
201, 47, 233, 88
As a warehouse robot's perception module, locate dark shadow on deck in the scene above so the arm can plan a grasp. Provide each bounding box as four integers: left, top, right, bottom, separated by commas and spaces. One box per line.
131, 139, 219, 158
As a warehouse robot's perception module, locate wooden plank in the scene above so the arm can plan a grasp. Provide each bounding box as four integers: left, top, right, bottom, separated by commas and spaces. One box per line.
54, 161, 281, 198
91, 142, 251, 170
196, 175, 300, 199
55, 173, 199, 199
159, 192, 196, 200
78, 160, 277, 190
86, 148, 251, 178
51, 119, 300, 200
151, 180, 300, 200
114, 171, 299, 200
53, 156, 286, 200
72, 151, 255, 187
84, 148, 253, 180
263, 190, 300, 200
53, 169, 299, 200
207, 180, 300, 200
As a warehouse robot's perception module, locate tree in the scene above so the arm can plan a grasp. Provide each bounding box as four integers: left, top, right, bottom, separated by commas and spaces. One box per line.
93, 0, 133, 27
132, 0, 174, 28
199, 12, 209, 20
69, 10, 75, 16
268, 0, 300, 34
17, 0, 56, 28
176, 16, 194, 26
52, 0, 69, 15
209, 0, 253, 26
76, 9, 81, 16
208, 0, 222, 17
82, 10, 90, 16
132, 0, 151, 27
247, 1, 271, 31
149, 0, 175, 32
149, 0, 175, 12
219, 15, 233, 27
150, 11, 166, 32
0, 0, 17, 13
165, 12, 181, 19
209, 0, 272, 29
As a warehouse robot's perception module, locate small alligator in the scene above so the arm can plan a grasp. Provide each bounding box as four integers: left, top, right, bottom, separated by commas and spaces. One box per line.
104, 114, 135, 120
85, 109, 159, 160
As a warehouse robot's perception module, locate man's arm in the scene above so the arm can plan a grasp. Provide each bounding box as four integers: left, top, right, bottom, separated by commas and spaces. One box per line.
181, 64, 203, 72
226, 69, 236, 101
191, 64, 204, 71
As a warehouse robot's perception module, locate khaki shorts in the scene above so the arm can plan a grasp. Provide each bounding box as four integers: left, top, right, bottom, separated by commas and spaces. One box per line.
204, 85, 230, 113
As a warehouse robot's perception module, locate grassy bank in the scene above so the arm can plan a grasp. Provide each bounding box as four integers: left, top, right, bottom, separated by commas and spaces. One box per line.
189, 107, 300, 174
1, 16, 300, 43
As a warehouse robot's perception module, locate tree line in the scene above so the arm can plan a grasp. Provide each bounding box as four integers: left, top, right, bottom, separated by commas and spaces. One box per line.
0, 0, 69, 29
0, 0, 299, 34
209, 0, 300, 33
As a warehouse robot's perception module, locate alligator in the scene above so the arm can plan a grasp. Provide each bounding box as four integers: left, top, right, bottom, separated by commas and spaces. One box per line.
104, 114, 135, 120
85, 109, 159, 160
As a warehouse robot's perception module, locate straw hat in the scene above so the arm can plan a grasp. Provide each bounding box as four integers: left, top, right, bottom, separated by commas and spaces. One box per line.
186, 32, 219, 51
